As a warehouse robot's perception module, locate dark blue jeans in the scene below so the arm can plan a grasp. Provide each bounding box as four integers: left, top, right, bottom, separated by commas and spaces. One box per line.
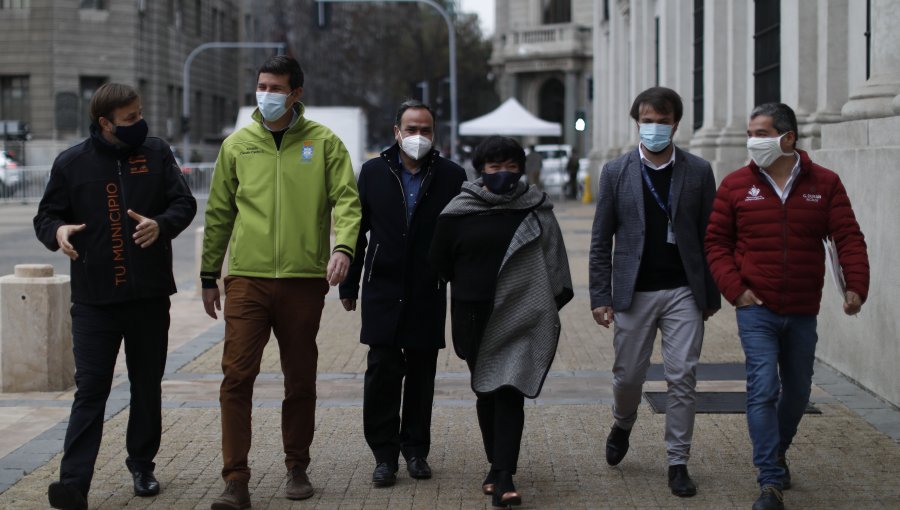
736, 304, 817, 489
60, 297, 170, 496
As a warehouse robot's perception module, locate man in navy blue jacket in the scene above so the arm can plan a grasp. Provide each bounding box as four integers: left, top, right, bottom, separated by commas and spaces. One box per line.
339, 100, 465, 487
34, 82, 196, 510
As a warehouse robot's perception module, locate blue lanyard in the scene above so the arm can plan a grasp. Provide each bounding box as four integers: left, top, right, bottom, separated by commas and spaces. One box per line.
640, 164, 672, 221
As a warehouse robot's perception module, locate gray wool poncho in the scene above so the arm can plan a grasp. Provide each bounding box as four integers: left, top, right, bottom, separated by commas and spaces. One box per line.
439, 180, 574, 398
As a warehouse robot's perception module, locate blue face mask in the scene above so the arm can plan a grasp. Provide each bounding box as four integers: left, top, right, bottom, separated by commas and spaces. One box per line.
256, 91, 291, 122
639, 123, 674, 153
482, 170, 522, 194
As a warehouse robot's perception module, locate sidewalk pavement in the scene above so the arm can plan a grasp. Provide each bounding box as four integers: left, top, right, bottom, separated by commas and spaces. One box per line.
1, 200, 898, 509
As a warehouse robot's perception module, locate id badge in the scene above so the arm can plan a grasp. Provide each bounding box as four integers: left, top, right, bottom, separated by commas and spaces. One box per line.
666, 221, 676, 244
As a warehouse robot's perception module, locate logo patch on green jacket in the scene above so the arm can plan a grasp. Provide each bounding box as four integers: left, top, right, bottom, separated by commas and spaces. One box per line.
301, 141, 314, 163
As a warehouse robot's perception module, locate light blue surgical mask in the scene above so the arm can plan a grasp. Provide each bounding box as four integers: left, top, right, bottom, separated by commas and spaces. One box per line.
256, 91, 290, 122
639, 123, 674, 153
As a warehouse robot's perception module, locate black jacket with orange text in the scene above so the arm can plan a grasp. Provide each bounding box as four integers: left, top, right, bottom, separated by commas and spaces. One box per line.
34, 126, 197, 305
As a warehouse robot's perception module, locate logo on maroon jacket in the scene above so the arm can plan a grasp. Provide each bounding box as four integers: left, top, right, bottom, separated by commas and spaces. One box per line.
744, 185, 765, 202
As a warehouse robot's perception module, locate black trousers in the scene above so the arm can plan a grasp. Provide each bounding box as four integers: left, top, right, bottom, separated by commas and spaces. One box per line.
363, 345, 439, 465
60, 297, 170, 495
452, 299, 525, 474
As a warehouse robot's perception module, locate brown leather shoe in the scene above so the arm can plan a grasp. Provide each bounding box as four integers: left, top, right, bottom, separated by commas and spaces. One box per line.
210, 480, 251, 510
285, 467, 314, 500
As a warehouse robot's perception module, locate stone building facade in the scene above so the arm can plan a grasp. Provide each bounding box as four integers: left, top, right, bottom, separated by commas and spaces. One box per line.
491, 0, 594, 153
589, 0, 900, 408
0, 0, 248, 164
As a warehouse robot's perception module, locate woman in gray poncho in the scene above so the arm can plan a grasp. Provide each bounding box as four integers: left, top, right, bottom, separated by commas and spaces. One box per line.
430, 136, 573, 508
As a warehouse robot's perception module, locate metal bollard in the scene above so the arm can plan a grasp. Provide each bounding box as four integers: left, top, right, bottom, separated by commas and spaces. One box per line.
0, 264, 73, 392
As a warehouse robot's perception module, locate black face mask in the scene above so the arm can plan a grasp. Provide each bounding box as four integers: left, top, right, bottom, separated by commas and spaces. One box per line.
113, 119, 149, 147
482, 170, 523, 194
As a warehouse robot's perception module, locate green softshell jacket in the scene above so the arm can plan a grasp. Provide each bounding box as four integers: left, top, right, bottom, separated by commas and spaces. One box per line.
201, 103, 361, 279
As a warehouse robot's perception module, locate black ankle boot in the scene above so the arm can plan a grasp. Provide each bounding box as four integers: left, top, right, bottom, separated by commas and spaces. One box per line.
491, 470, 521, 508
482, 469, 498, 495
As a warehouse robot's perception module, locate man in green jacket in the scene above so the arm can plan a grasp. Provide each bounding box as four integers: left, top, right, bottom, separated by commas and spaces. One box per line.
200, 55, 361, 510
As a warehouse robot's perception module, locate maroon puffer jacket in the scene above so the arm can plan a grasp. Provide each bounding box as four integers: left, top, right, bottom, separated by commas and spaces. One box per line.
705, 150, 869, 315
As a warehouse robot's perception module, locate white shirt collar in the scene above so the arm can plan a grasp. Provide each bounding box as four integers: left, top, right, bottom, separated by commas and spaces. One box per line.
760, 152, 801, 203
638, 144, 676, 170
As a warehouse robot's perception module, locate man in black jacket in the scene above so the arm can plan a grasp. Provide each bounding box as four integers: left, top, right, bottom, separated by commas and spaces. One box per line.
34, 83, 196, 510
339, 100, 465, 487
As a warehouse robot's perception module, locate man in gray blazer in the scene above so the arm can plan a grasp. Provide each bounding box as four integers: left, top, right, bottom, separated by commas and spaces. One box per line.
589, 87, 720, 498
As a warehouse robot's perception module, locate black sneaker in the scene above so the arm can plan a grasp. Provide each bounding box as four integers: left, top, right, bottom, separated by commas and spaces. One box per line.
777, 456, 791, 490
605, 424, 631, 466
752, 485, 784, 510
667, 464, 697, 497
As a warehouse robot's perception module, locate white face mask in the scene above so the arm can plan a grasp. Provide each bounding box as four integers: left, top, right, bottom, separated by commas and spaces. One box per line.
747, 133, 793, 168
398, 133, 433, 161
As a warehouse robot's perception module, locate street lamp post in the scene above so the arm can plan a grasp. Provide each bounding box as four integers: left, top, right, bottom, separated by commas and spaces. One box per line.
182, 42, 286, 163
316, 0, 458, 162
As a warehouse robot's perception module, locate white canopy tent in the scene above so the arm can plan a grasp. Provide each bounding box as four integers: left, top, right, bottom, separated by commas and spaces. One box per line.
459, 97, 562, 137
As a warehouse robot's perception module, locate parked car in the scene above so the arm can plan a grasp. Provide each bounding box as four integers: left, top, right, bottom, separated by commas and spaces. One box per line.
533, 144, 573, 196
0, 149, 22, 198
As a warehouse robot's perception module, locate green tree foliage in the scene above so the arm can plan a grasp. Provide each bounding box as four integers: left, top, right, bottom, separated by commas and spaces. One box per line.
249, 0, 498, 153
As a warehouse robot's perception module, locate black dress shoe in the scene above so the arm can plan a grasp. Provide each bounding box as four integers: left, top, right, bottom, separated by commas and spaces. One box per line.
48, 481, 88, 510
667, 464, 697, 497
372, 462, 398, 487
491, 471, 521, 508
482, 469, 498, 495
605, 424, 631, 466
406, 457, 432, 479
132, 470, 160, 497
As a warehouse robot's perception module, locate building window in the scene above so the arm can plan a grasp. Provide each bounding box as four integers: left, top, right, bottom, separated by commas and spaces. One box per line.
79, 76, 107, 135
753, 0, 780, 105
79, 0, 105, 9
693, 0, 703, 131
0, 76, 29, 123
865, 0, 871, 79
0, 0, 30, 9
654, 17, 660, 86
195, 0, 202, 35
542, 0, 571, 24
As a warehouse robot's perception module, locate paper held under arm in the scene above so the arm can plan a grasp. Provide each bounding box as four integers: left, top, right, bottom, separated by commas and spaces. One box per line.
823, 237, 846, 297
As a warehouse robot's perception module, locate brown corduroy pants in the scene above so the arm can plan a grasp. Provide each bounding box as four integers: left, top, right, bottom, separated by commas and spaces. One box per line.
219, 276, 328, 482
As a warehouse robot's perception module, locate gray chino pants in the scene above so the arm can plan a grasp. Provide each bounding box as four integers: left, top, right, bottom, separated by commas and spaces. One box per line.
611, 286, 704, 465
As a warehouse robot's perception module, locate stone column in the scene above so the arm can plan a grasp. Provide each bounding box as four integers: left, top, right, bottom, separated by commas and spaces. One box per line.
610, 0, 632, 156
691, 0, 750, 178
807, 0, 849, 130
841, 0, 900, 119
590, 0, 609, 178
564, 70, 578, 148
0, 264, 73, 392
658, 0, 697, 147
781, 0, 822, 148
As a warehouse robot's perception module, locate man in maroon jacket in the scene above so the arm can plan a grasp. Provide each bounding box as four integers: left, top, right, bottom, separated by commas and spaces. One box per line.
706, 103, 869, 510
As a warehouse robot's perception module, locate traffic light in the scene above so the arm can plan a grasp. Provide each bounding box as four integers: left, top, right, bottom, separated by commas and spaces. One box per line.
575, 110, 586, 132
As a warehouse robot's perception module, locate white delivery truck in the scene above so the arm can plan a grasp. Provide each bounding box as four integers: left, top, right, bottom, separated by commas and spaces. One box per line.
232, 106, 368, 175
